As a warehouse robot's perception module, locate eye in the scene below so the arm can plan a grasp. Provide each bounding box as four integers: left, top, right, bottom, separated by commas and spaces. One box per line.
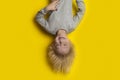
55, 44, 59, 46
64, 44, 67, 46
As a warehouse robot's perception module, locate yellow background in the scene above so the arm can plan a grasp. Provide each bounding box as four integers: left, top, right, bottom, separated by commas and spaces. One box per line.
0, 0, 120, 80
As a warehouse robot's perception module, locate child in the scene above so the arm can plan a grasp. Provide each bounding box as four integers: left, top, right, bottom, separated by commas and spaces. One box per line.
35, 0, 85, 73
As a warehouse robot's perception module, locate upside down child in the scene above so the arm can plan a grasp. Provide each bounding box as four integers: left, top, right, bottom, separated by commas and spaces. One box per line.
35, 0, 85, 73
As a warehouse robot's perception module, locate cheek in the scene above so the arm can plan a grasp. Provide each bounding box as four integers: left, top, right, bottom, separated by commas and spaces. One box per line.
64, 38, 70, 42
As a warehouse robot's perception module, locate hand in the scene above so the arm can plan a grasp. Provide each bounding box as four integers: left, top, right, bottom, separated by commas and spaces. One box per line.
46, 0, 59, 11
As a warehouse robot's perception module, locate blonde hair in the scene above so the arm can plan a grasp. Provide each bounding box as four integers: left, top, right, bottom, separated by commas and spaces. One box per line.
47, 41, 75, 73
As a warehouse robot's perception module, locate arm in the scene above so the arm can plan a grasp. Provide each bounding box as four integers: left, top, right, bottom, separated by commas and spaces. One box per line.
35, 0, 59, 31
73, 0, 86, 27
35, 8, 49, 31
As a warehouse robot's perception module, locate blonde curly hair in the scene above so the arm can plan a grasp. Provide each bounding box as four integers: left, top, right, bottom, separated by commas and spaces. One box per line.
47, 41, 75, 73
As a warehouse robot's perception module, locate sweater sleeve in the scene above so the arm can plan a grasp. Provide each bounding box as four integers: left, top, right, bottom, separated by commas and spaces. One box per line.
35, 8, 50, 31
72, 0, 85, 29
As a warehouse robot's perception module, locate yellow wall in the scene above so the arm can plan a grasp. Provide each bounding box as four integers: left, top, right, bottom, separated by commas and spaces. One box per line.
0, 0, 120, 80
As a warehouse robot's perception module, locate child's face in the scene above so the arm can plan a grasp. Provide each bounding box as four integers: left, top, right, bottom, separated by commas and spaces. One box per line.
53, 36, 70, 55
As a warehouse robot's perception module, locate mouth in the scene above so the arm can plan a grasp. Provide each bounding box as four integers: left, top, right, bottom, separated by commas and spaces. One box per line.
58, 36, 66, 39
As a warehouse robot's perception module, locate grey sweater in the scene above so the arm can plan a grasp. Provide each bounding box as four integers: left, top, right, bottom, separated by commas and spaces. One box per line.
35, 0, 85, 35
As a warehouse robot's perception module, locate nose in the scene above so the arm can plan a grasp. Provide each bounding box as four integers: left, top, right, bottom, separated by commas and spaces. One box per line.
59, 37, 65, 42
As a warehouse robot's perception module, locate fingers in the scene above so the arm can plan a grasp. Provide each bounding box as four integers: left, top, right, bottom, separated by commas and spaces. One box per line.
47, 0, 59, 11
54, 0, 59, 3
52, 0, 59, 11
55, 3, 58, 10
55, 0, 60, 10
53, 0, 59, 5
